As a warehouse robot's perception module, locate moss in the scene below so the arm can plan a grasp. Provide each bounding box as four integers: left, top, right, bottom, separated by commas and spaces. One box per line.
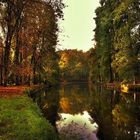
0, 96, 57, 140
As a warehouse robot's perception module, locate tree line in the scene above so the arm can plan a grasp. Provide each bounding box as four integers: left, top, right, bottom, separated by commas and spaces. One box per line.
2, 0, 139, 86
58, 49, 89, 82
89, 0, 140, 84
0, 0, 64, 86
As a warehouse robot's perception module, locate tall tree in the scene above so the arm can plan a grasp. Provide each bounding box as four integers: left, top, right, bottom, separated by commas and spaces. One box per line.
0, 0, 64, 86
0, 0, 27, 85
91, 0, 140, 84
93, 0, 114, 83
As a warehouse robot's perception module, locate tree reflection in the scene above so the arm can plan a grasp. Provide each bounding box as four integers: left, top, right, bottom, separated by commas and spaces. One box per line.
31, 83, 140, 140
30, 87, 60, 127
59, 84, 92, 114
89, 84, 140, 140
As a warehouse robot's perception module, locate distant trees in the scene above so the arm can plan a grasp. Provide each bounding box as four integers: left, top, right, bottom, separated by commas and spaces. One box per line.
0, 0, 64, 86
58, 49, 89, 82
89, 0, 140, 84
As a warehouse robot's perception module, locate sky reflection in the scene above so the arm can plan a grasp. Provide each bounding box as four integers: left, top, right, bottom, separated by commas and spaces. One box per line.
56, 111, 98, 140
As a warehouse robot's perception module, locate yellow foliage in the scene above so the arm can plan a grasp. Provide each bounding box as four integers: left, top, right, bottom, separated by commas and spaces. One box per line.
75, 62, 82, 68
59, 52, 69, 69
121, 84, 128, 93
112, 105, 129, 126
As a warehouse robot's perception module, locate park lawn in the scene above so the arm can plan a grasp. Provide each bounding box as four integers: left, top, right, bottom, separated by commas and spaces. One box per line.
0, 95, 57, 140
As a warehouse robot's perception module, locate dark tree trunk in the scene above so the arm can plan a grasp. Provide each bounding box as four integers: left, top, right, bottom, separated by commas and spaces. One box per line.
4, 31, 13, 86
0, 68, 3, 85
3, 2, 16, 86
28, 76, 31, 86
14, 27, 21, 85
0, 49, 3, 85
109, 54, 113, 83
3, 0, 25, 86
31, 45, 37, 85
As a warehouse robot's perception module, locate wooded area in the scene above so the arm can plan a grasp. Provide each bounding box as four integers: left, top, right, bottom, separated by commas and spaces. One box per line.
58, 49, 89, 82
0, 0, 64, 86
0, 0, 140, 86
89, 0, 140, 84
0, 1, 140, 140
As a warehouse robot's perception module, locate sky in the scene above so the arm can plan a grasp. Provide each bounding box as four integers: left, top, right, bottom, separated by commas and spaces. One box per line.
57, 0, 100, 52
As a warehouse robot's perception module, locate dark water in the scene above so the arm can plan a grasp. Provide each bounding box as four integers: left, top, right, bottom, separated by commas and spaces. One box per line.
31, 83, 140, 140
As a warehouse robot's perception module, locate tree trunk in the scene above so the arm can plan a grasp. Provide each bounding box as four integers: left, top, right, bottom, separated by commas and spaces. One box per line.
14, 28, 20, 85
109, 54, 113, 83
31, 45, 37, 85
0, 68, 3, 85
0, 49, 3, 85
3, 2, 14, 86
3, 33, 12, 86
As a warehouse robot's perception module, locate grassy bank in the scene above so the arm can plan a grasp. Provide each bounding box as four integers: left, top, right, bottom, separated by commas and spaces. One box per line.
0, 95, 57, 140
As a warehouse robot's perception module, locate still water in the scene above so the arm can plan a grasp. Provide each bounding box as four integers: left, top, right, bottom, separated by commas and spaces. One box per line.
31, 83, 140, 140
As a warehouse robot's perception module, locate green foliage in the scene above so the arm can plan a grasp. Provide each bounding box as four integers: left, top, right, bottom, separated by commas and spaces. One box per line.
92, 1, 114, 83
0, 96, 57, 140
90, 0, 140, 83
88, 48, 99, 82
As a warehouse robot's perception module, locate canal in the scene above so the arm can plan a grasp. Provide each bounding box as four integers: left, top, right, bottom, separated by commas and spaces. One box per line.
31, 83, 140, 140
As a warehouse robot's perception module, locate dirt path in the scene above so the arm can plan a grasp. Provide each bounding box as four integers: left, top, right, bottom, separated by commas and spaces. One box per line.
0, 86, 30, 98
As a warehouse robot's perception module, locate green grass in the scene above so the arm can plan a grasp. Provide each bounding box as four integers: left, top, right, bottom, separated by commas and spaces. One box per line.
0, 96, 57, 140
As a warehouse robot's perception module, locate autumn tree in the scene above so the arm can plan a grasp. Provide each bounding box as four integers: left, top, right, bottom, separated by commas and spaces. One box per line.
0, 0, 64, 86
58, 49, 89, 82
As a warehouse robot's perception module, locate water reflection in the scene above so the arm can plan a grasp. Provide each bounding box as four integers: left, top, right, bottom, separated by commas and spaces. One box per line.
56, 111, 98, 140
31, 83, 140, 140
30, 88, 60, 126
58, 84, 92, 114
89, 84, 140, 140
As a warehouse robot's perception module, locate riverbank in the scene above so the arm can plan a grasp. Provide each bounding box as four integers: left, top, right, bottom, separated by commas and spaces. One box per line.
0, 92, 57, 139
106, 83, 140, 93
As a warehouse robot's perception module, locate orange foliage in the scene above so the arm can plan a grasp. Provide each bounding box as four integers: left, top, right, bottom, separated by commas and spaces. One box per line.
59, 97, 70, 113
0, 86, 29, 98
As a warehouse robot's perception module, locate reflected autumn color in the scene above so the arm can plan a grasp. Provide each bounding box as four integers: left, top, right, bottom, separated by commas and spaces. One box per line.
58, 84, 92, 114
112, 104, 131, 129
89, 84, 140, 140
31, 83, 140, 140
60, 97, 71, 112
